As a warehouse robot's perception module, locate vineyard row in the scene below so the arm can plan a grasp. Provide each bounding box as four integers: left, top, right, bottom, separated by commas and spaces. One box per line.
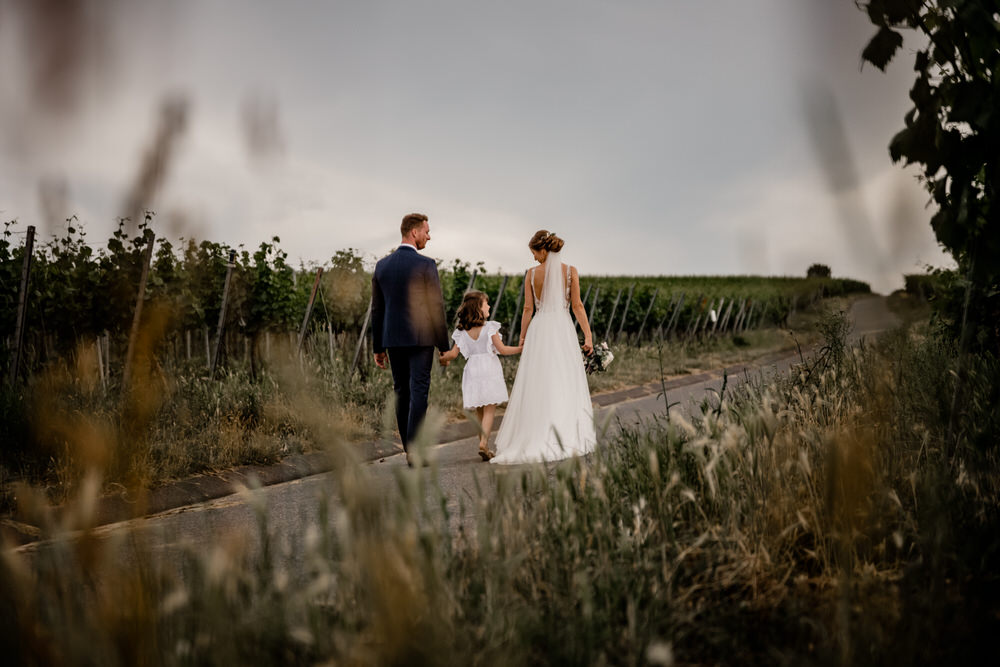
1, 222, 870, 384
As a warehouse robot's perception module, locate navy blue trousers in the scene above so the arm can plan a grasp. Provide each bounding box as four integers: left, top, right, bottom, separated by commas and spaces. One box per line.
386, 346, 434, 451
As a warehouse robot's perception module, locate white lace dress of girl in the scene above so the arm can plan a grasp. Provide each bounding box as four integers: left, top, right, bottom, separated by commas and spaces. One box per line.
453, 321, 509, 409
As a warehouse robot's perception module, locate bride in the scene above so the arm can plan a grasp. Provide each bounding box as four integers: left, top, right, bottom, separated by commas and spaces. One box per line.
491, 230, 597, 464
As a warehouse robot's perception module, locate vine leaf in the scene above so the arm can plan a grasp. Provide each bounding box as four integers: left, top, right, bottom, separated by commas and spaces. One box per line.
862, 26, 904, 71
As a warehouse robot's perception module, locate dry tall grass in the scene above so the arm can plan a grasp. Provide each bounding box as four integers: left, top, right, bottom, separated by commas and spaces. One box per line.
2, 302, 824, 501
3, 313, 998, 665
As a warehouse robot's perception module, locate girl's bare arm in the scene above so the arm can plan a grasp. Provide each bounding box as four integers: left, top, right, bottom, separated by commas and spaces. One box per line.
439, 343, 460, 364
491, 333, 522, 355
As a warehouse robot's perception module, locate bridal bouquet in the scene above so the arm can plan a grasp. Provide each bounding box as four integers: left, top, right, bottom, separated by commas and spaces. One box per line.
584, 341, 615, 374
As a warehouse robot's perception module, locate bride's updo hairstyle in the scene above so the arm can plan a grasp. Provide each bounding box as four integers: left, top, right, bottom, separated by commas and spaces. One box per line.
456, 290, 488, 331
528, 230, 565, 253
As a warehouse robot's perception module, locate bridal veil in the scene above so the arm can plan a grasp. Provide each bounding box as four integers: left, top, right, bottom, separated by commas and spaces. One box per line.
491, 250, 597, 464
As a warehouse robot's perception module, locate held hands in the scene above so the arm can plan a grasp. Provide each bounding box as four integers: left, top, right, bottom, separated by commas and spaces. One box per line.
439, 345, 458, 366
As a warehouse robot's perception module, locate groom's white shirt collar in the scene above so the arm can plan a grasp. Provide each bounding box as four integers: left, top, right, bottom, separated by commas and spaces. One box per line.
398, 243, 418, 252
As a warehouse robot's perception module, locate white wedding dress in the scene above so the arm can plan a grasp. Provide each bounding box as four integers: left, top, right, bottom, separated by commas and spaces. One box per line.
491, 251, 597, 464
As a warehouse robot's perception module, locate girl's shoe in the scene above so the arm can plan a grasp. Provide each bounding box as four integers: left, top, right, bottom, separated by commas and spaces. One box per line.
478, 445, 495, 461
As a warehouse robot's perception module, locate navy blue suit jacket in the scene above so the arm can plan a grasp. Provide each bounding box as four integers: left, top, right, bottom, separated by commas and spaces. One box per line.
371, 246, 449, 354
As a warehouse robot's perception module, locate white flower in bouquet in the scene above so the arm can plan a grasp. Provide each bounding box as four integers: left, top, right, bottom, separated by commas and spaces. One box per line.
584, 341, 615, 374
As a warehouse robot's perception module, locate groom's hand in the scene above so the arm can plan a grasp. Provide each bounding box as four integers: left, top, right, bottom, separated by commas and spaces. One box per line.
438, 353, 450, 367
374, 352, 387, 369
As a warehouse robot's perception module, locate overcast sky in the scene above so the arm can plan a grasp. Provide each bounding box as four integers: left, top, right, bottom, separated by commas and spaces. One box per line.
0, 0, 952, 293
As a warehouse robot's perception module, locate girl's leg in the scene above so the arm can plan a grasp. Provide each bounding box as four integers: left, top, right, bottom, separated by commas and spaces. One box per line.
475, 407, 486, 447
475, 406, 491, 459
480, 404, 496, 453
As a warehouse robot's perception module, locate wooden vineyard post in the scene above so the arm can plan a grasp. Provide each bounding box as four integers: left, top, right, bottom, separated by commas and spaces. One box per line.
466, 270, 478, 292
716, 298, 729, 333
728, 299, 746, 333
739, 301, 756, 333
665, 293, 686, 338
489, 273, 509, 351
494, 275, 509, 308
654, 293, 676, 340
685, 313, 698, 339
507, 274, 524, 336
710, 297, 726, 335
603, 288, 623, 343
615, 283, 636, 344
492, 274, 509, 322
210, 250, 237, 379
327, 322, 334, 363
718, 298, 736, 333
587, 286, 601, 338
636, 287, 659, 344
746, 301, 759, 332
351, 296, 373, 374
732, 301, 745, 333
668, 293, 688, 337
7, 225, 35, 385
655, 293, 679, 339
701, 298, 719, 336
123, 230, 155, 389
297, 268, 324, 354
686, 296, 706, 339
185, 330, 192, 361
696, 299, 709, 336
509, 275, 525, 341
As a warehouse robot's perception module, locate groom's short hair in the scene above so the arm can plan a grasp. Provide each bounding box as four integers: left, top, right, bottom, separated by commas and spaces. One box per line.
401, 213, 428, 237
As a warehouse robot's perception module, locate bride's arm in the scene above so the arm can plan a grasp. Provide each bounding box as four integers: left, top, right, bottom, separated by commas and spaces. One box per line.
518, 271, 534, 345
569, 267, 594, 354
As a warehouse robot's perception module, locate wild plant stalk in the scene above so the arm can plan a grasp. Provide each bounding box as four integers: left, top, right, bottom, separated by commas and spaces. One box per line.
4, 312, 997, 664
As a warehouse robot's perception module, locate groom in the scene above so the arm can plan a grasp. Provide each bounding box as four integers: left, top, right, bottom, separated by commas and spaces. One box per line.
371, 213, 450, 466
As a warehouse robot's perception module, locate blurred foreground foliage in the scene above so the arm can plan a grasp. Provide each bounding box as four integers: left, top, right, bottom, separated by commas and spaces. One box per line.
1, 312, 997, 664
862, 0, 1000, 354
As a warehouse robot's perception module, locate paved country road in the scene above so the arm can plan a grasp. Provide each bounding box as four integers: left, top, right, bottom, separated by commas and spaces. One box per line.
12, 296, 900, 579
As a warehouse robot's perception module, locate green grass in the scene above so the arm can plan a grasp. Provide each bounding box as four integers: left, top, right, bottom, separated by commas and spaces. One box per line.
3, 311, 998, 664
0, 297, 854, 503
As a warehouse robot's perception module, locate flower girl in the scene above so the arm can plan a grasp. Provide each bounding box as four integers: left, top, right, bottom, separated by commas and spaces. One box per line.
439, 291, 522, 460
